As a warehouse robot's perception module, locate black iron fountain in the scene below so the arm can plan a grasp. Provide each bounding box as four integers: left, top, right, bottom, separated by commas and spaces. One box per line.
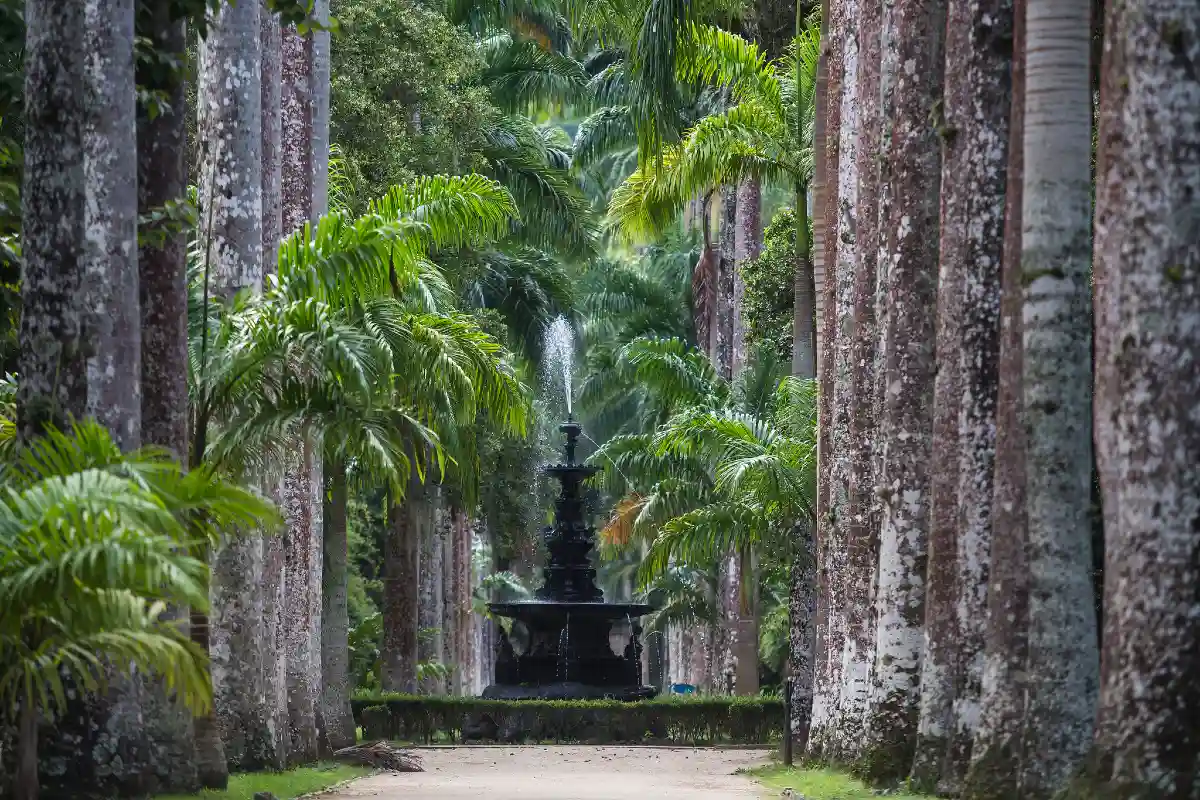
481, 417, 657, 701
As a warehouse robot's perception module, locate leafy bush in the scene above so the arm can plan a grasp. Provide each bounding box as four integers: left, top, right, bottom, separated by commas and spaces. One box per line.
742, 207, 806, 363
350, 693, 785, 745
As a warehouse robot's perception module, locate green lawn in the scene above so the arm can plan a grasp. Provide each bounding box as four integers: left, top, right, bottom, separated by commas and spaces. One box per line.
156, 764, 371, 800
749, 764, 930, 799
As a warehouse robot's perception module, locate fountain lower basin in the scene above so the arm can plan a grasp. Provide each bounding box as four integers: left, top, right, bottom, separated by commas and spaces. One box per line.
484, 599, 656, 701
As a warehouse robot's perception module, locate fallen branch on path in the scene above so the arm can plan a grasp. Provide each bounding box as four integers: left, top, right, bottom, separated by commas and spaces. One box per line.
333, 741, 425, 772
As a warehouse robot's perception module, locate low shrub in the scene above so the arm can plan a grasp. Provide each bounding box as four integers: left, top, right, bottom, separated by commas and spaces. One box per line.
350, 693, 784, 745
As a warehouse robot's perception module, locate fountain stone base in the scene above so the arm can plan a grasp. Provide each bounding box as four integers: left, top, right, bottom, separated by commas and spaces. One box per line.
482, 420, 657, 704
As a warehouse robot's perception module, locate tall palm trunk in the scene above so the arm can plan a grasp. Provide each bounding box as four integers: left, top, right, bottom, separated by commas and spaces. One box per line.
382, 478, 425, 692
962, 2, 1027, 795
937, 0, 1013, 790
790, 180, 815, 378
859, 0, 945, 782
790, 0, 815, 380
280, 11, 323, 764
418, 489, 446, 694
808, 0, 842, 761
18, 1, 87, 440
830, 0, 880, 761
1086, 0, 1200, 793
258, 2, 288, 770
137, 3, 200, 790
732, 176, 761, 696
84, 0, 139, 451
791, 0, 828, 755
196, 0, 264, 784
16, 1, 129, 795
319, 458, 356, 750
77, 0, 154, 794
282, 440, 320, 764
1017, 0, 1098, 794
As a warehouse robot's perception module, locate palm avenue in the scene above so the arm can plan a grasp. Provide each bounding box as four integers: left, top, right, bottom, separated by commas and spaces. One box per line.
0, 0, 1196, 798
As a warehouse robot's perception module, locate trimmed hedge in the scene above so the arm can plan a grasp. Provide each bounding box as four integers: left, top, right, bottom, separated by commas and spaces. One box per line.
350, 694, 784, 745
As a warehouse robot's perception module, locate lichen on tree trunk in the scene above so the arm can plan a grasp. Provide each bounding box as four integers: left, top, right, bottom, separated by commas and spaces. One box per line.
382, 481, 424, 693
808, 0, 842, 761
938, 0, 1013, 789
319, 458, 356, 751
962, 3, 1027, 796
418, 489, 446, 694
196, 0, 265, 784
283, 440, 321, 765
258, 4, 288, 769
1069, 0, 1198, 795
858, 0, 944, 781
19, 0, 88, 442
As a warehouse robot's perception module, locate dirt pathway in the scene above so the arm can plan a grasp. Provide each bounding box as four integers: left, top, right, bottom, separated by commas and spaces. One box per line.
323, 745, 772, 799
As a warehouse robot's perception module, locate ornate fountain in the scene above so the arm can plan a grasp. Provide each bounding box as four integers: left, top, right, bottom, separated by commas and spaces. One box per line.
482, 418, 657, 701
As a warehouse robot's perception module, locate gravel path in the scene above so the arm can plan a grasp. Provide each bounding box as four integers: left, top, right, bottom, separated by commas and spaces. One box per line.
323, 746, 772, 799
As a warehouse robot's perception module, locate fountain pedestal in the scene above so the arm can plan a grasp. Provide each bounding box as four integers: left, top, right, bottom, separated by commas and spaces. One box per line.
481, 420, 657, 701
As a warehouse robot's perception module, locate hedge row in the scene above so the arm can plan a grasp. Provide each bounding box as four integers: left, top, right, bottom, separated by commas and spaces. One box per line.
350, 694, 784, 745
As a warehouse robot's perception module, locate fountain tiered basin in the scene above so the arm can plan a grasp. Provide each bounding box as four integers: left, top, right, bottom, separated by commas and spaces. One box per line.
481, 419, 658, 702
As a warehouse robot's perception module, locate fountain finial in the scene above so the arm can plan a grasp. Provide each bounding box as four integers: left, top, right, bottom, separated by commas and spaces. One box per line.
559, 418, 582, 466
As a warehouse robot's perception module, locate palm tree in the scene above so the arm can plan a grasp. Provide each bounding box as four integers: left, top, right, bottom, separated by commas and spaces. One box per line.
1086, 0, 1200, 793
0, 421, 278, 800
191, 172, 529, 728
1017, 0, 1098, 794
604, 22, 820, 374
591, 337, 817, 695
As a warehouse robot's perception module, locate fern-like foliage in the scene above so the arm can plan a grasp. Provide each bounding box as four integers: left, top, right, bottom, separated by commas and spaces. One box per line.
0, 420, 277, 722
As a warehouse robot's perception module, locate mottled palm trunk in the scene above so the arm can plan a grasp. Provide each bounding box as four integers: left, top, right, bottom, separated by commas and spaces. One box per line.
788, 518, 817, 749
18, 0, 87, 443
444, 508, 471, 695
910, 105, 965, 800
787, 2, 819, 732
1085, 1, 1200, 793
829, 0, 880, 762
280, 11, 323, 762
811, 0, 829, 374
938, 0, 1014, 789
136, 4, 200, 788
79, 0, 166, 794
790, 1, 815, 379
319, 458, 356, 750
418, 491, 446, 694
258, 4, 288, 769
310, 0, 330, 222
808, 0, 842, 761
731, 177, 761, 695
138, 1, 190, 469
962, 2, 1026, 795
859, 0, 944, 781
261, 6, 282, 274
84, 0, 139, 449
382, 482, 424, 692
195, 0, 264, 785
1017, 0, 1098, 794
283, 440, 321, 764
732, 177, 760, 377
713, 184, 738, 380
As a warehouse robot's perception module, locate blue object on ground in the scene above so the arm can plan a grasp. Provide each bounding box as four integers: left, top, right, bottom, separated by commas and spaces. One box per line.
670, 683, 696, 694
